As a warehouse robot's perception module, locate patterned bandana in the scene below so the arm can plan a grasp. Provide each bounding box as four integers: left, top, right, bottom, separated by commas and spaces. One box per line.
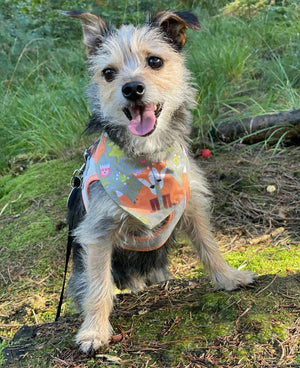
82, 133, 190, 250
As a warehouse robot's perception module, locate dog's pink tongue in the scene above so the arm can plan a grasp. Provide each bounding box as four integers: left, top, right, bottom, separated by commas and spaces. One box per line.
128, 104, 156, 136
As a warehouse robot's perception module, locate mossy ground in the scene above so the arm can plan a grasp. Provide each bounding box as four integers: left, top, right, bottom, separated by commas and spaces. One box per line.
1, 146, 299, 367
0, 155, 83, 338
3, 275, 300, 367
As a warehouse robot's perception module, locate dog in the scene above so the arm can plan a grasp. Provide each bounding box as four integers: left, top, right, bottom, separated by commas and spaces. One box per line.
65, 10, 255, 353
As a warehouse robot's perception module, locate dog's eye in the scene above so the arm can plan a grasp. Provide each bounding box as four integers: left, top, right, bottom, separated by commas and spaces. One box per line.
102, 68, 116, 82
147, 56, 163, 70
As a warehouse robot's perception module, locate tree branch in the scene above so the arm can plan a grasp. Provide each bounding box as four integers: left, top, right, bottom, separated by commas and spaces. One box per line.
210, 109, 300, 144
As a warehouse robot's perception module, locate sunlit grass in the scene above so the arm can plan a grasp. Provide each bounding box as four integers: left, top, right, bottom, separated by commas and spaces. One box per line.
188, 9, 300, 138
0, 39, 89, 170
0, 1, 299, 170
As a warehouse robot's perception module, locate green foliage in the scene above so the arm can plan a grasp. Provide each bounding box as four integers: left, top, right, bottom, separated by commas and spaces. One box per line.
0, 0, 300, 168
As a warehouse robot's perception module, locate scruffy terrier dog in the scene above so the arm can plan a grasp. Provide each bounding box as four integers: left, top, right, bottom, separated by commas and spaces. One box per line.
66, 10, 254, 353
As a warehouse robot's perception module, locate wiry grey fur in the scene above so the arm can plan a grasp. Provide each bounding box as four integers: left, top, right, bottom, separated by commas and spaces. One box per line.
65, 10, 255, 354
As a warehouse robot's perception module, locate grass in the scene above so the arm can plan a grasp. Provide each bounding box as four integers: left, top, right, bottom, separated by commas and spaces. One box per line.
188, 7, 300, 139
0, 37, 90, 171
1, 1, 300, 170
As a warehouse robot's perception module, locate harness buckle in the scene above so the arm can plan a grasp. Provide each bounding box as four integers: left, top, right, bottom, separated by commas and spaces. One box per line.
70, 148, 90, 189
70, 163, 85, 188
70, 174, 82, 189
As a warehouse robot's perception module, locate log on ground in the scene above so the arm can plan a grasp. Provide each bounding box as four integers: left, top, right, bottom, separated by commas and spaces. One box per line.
211, 109, 300, 144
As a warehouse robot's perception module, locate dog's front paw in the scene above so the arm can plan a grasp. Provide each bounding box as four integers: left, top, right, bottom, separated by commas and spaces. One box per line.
76, 326, 112, 354
212, 268, 255, 291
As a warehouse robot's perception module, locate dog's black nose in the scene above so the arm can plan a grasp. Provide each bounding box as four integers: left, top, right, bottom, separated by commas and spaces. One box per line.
122, 81, 145, 101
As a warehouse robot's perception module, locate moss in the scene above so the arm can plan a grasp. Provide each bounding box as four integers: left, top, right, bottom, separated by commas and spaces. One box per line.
0, 157, 83, 340
175, 241, 300, 281
0, 158, 83, 215
241, 313, 288, 344
3, 275, 300, 367
1, 213, 56, 253
0, 157, 82, 255
224, 243, 300, 276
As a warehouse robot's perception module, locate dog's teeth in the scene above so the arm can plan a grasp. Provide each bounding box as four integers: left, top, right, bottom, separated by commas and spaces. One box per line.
154, 104, 157, 110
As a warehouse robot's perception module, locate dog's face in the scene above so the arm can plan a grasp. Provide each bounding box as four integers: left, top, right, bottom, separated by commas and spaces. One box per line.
91, 24, 187, 137
68, 11, 200, 149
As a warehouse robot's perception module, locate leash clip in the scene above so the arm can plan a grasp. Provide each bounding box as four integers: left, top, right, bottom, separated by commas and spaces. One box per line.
70, 164, 85, 189
70, 148, 90, 189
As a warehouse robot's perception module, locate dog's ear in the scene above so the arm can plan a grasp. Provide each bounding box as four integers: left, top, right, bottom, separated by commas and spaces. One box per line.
66, 11, 108, 56
151, 11, 200, 51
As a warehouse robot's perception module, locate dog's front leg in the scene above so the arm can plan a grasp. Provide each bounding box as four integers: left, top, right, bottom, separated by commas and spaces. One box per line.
76, 237, 114, 353
184, 189, 255, 290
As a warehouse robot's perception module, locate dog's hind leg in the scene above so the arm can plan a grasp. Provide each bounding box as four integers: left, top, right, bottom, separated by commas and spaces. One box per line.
76, 237, 114, 353
183, 167, 255, 290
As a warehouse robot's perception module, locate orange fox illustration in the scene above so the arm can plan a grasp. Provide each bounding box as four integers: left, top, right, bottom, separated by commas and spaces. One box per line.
116, 160, 190, 213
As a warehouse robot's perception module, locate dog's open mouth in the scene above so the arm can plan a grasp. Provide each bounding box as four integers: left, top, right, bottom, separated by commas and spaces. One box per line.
123, 103, 162, 137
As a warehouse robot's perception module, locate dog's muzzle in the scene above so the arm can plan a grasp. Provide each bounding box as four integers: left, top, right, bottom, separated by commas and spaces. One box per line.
121, 81, 162, 137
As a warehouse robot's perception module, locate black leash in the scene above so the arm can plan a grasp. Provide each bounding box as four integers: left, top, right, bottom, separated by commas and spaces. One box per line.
55, 230, 73, 321
55, 157, 88, 321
